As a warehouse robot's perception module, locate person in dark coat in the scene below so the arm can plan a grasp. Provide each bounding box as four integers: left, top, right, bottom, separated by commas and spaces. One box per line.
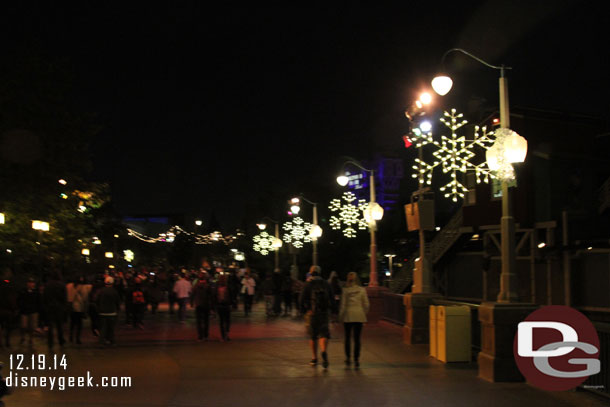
88, 274, 105, 336
43, 271, 67, 348
215, 274, 234, 341
17, 277, 41, 345
0, 270, 18, 348
96, 276, 121, 347
191, 272, 215, 341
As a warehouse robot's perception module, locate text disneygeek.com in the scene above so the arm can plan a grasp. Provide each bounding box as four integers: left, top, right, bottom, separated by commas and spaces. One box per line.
4, 354, 132, 391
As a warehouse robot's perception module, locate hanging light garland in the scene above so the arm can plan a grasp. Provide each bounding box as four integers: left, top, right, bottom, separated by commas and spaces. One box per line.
126, 226, 237, 245
328, 192, 369, 238
282, 216, 312, 248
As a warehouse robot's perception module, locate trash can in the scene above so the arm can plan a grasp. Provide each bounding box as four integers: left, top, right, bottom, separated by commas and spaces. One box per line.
437, 305, 471, 363
429, 305, 438, 358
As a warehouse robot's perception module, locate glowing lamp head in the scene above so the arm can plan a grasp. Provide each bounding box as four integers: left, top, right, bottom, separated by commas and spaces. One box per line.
272, 238, 283, 248
58, 179, 67, 185
195, 220, 203, 226
81, 248, 90, 256
290, 205, 301, 215
431, 74, 453, 96
104, 252, 114, 258
364, 202, 384, 223
419, 92, 432, 105
290, 198, 300, 204
336, 175, 349, 186
310, 225, 323, 239
257, 223, 267, 230
504, 131, 528, 163
419, 121, 432, 133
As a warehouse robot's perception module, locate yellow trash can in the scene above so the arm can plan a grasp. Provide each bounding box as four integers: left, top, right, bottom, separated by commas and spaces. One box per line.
437, 305, 471, 363
429, 305, 438, 358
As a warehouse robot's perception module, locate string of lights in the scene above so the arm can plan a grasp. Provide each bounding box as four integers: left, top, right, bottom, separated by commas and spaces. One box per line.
126, 226, 238, 245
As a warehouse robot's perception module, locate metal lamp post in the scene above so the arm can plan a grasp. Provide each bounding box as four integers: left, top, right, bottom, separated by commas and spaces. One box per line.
432, 48, 527, 303
290, 196, 322, 267
257, 217, 283, 271
337, 158, 384, 287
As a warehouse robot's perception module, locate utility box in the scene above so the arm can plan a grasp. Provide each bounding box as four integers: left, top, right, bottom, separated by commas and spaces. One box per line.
437, 305, 471, 363
405, 200, 435, 231
429, 305, 438, 358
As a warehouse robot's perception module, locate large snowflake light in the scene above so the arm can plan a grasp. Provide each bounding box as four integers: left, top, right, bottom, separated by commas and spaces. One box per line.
282, 216, 312, 248
253, 231, 277, 255
328, 192, 369, 238
411, 109, 496, 202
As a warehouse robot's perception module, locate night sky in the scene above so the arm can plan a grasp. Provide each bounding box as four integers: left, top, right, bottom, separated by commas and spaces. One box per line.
2, 1, 608, 231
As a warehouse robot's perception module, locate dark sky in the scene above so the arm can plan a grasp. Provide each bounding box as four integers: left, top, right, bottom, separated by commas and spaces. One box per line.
2, 1, 609, 230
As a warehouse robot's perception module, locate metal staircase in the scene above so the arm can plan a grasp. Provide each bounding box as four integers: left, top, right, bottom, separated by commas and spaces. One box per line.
390, 207, 472, 293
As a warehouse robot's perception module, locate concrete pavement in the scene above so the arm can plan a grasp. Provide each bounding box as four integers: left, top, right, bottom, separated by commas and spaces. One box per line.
0, 302, 607, 407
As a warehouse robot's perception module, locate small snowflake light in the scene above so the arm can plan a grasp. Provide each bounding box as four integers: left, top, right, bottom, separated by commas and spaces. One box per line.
411, 108, 496, 202
328, 192, 369, 238
253, 231, 277, 255
282, 216, 312, 248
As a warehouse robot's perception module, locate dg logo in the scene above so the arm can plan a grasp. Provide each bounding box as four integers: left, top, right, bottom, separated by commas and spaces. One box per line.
513, 305, 601, 391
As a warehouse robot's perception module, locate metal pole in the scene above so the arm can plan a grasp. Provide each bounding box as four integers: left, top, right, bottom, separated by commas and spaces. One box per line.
369, 171, 378, 287
497, 68, 519, 303
312, 203, 318, 267
562, 210, 571, 306
274, 223, 280, 271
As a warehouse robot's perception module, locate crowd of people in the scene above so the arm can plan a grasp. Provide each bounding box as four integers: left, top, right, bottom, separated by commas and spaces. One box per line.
0, 264, 370, 369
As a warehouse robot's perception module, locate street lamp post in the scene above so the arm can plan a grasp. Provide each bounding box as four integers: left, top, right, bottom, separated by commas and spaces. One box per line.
384, 254, 396, 278
337, 158, 384, 287
432, 49, 532, 382
32, 220, 50, 277
432, 48, 525, 303
257, 217, 283, 271
290, 196, 322, 267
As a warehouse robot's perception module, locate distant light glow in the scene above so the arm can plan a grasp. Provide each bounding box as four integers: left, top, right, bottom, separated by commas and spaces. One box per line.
32, 220, 50, 231
587, 247, 593, 250
58, 179, 67, 185
419, 121, 432, 133
123, 250, 134, 262
419, 92, 432, 105
336, 175, 349, 186
105, 252, 114, 258
0, 213, 4, 224
81, 248, 90, 256
195, 220, 203, 226
537, 242, 546, 249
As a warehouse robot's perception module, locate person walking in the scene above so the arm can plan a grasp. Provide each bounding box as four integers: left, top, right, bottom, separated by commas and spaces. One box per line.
69, 276, 90, 344
191, 272, 214, 341
43, 271, 67, 349
96, 276, 121, 347
241, 271, 256, 317
146, 278, 164, 315
339, 272, 369, 369
17, 277, 40, 345
300, 266, 332, 368
261, 274, 275, 316
173, 273, 192, 323
128, 277, 147, 329
215, 274, 234, 341
281, 273, 293, 316
328, 271, 342, 322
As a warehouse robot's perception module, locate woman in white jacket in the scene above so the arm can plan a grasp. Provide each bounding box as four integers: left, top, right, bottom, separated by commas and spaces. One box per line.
339, 272, 369, 368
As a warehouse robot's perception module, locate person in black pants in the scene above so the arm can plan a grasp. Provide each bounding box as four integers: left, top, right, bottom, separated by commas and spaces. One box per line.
43, 271, 67, 349
192, 273, 214, 341
339, 272, 370, 368
215, 274, 233, 341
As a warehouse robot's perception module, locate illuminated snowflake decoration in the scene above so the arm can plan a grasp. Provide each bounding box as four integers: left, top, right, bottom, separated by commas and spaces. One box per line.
282, 216, 312, 248
411, 109, 496, 202
253, 231, 276, 256
328, 192, 369, 238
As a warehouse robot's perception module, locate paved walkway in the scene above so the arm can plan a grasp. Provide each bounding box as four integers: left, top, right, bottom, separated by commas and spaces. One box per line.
0, 302, 607, 407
